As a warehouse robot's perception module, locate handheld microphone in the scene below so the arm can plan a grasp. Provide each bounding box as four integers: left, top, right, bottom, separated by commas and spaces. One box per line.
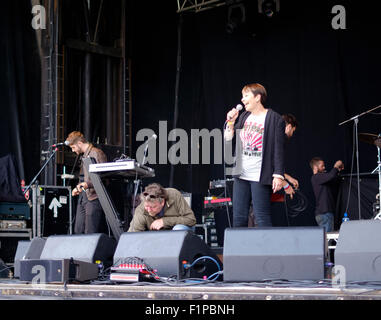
52, 141, 70, 147
227, 104, 243, 120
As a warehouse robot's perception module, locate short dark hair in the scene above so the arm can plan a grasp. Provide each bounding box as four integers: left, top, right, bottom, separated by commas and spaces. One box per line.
310, 157, 323, 170
282, 114, 298, 128
242, 83, 267, 105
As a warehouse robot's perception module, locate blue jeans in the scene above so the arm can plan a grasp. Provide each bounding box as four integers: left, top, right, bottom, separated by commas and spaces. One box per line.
233, 177, 272, 227
172, 224, 195, 232
315, 212, 334, 233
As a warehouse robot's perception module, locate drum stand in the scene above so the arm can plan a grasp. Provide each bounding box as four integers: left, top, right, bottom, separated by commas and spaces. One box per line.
373, 137, 381, 220
340, 105, 381, 220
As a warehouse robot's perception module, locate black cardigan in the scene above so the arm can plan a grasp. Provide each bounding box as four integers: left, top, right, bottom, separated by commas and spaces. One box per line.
311, 168, 339, 216
231, 109, 285, 185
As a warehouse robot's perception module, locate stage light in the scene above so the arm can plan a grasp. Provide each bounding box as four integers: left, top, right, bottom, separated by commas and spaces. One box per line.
258, 0, 280, 18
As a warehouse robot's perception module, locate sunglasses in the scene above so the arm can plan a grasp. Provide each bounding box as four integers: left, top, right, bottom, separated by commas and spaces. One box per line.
143, 192, 161, 200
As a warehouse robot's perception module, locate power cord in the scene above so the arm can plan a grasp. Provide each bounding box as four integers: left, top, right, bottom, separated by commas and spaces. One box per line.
182, 255, 223, 281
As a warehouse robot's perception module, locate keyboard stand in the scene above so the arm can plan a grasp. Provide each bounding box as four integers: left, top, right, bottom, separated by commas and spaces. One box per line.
83, 158, 125, 241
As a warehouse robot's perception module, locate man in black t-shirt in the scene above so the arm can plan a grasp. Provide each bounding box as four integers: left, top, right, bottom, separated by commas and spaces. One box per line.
310, 157, 344, 232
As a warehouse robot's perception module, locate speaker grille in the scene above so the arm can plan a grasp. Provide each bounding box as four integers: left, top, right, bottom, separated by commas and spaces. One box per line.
40, 234, 116, 263
223, 227, 325, 281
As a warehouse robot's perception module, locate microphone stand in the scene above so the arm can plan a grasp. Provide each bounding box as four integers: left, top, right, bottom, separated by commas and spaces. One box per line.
24, 147, 58, 195
339, 104, 381, 220
132, 142, 149, 216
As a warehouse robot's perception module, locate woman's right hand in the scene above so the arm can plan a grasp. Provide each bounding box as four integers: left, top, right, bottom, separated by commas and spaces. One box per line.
226, 108, 239, 123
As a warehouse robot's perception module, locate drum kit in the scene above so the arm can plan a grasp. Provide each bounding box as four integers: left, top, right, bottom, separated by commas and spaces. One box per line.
339, 104, 381, 220
358, 133, 381, 219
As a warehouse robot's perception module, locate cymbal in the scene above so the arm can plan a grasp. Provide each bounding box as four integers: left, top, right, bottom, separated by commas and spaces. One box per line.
359, 133, 381, 148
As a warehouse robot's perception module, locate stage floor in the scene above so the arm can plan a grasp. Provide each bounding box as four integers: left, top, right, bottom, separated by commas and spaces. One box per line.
1, 232, 381, 301
1, 278, 381, 300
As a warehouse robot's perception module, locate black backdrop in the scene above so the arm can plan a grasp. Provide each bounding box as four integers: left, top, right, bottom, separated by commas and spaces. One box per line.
0, 1, 41, 184
0, 0, 380, 228
129, 0, 380, 226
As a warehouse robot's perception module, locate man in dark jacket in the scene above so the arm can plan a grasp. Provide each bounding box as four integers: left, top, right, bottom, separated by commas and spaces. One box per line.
310, 157, 344, 232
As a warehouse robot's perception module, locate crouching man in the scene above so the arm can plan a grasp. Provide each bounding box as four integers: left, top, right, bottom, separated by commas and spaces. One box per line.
128, 183, 196, 232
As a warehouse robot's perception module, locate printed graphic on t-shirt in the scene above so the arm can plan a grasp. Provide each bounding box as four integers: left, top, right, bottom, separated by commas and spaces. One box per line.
240, 119, 264, 157
239, 113, 266, 182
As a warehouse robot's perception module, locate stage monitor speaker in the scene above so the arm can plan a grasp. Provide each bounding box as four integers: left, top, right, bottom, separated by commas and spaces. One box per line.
113, 231, 222, 280
14, 237, 46, 278
334, 220, 381, 282
40, 233, 116, 264
19, 259, 99, 283
223, 227, 325, 282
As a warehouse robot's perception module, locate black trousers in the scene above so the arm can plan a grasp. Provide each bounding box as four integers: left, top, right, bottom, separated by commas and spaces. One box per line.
74, 192, 104, 234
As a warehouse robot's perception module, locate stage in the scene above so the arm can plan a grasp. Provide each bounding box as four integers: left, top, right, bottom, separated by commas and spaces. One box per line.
1, 278, 381, 300
2, 3, 381, 309
2, 229, 381, 302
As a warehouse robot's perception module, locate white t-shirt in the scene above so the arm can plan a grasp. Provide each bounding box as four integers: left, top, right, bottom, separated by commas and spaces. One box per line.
239, 113, 267, 181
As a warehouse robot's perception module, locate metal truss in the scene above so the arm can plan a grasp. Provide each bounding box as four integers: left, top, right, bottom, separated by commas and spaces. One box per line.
176, 0, 227, 13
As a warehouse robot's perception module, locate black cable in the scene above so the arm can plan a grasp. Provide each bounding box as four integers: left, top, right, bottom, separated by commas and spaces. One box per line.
283, 193, 291, 226
284, 189, 309, 218
70, 153, 80, 176
344, 124, 356, 214
89, 272, 381, 290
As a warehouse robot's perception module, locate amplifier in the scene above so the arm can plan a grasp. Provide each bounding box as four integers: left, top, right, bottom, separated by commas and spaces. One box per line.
204, 197, 232, 209
209, 179, 233, 190
19, 258, 99, 283
0, 202, 30, 220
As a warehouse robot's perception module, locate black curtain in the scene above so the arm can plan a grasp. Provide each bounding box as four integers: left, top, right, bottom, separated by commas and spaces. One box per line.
130, 1, 381, 226
0, 1, 41, 184
1, 1, 380, 227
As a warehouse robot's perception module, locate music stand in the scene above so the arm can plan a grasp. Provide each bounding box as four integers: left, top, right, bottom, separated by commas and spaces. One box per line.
339, 104, 381, 220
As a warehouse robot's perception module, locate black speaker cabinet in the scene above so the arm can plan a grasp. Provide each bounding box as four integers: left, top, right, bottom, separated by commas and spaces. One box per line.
335, 220, 381, 282
39, 233, 116, 264
19, 259, 99, 283
14, 237, 46, 278
113, 231, 222, 280
223, 227, 325, 282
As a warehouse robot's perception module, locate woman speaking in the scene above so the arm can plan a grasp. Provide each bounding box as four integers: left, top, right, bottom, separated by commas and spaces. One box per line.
224, 83, 285, 227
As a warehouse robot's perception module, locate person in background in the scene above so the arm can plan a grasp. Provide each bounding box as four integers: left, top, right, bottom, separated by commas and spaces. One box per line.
282, 113, 299, 199
310, 157, 344, 232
